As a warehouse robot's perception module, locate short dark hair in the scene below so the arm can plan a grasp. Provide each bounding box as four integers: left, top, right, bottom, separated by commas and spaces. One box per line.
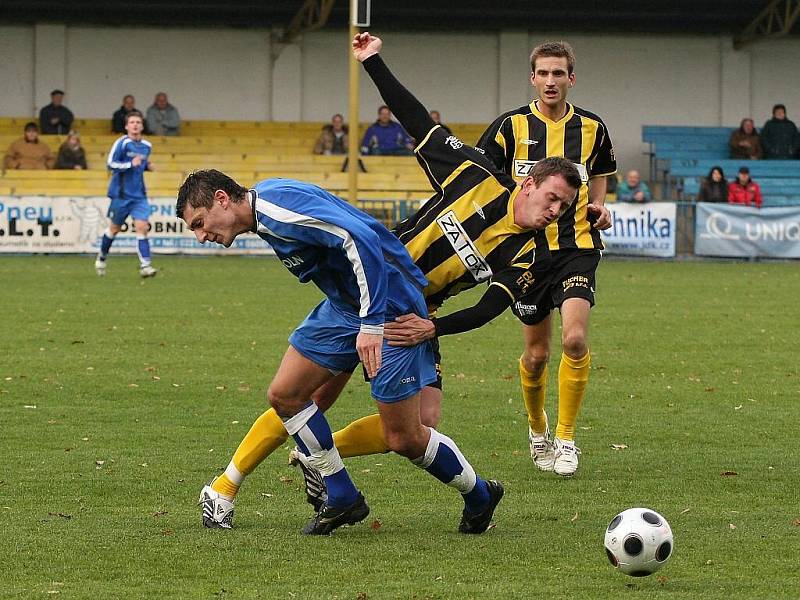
530, 156, 581, 191
176, 169, 248, 220
124, 110, 144, 125
738, 166, 750, 174
773, 104, 786, 114
50, 89, 65, 96
530, 41, 576, 74
377, 105, 390, 114
24, 121, 38, 132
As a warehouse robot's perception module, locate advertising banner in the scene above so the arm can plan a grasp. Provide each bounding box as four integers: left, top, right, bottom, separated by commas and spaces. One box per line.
600, 202, 676, 257
695, 203, 800, 258
0, 196, 274, 255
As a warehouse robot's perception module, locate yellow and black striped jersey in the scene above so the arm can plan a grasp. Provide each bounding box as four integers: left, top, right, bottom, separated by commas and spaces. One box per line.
393, 125, 540, 308
477, 100, 616, 252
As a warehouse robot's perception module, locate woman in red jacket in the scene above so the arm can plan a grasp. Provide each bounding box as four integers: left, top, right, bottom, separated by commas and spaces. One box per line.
728, 166, 763, 208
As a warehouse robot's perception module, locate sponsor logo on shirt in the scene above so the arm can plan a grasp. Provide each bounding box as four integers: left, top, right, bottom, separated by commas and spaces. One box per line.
281, 255, 304, 269
436, 210, 492, 282
514, 159, 589, 182
472, 201, 485, 220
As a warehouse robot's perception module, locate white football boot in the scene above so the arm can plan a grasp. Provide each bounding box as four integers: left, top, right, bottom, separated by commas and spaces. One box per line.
139, 265, 158, 278
198, 481, 235, 529
94, 258, 106, 277
528, 412, 555, 471
553, 437, 581, 477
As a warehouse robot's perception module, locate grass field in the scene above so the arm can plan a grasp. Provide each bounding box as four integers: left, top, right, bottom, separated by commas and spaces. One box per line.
2, 255, 798, 599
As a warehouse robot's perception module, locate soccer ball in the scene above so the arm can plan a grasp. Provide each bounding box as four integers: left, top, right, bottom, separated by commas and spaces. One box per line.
604, 507, 673, 577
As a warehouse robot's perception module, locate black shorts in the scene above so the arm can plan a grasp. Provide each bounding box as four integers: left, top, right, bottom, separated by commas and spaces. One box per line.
511, 249, 601, 326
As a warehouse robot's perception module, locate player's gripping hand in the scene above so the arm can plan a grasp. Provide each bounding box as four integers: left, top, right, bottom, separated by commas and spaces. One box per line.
356, 331, 383, 378
352, 32, 382, 62
587, 202, 611, 230
132, 155, 143, 167
385, 313, 436, 347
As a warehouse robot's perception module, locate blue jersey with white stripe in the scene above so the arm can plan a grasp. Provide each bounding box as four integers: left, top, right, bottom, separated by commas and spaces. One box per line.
106, 136, 152, 199
252, 178, 428, 331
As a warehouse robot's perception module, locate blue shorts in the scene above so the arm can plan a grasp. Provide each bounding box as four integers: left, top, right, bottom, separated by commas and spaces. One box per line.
108, 197, 150, 225
289, 299, 437, 403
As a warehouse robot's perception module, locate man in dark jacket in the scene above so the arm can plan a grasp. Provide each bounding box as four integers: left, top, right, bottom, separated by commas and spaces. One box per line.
761, 104, 798, 159
39, 90, 74, 135
112, 95, 141, 134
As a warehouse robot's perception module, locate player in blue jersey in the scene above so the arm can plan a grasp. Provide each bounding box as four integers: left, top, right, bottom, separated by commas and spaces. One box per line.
94, 110, 158, 278
177, 170, 503, 535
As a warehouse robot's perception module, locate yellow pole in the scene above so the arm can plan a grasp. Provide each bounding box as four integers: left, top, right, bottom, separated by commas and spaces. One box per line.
347, 23, 360, 204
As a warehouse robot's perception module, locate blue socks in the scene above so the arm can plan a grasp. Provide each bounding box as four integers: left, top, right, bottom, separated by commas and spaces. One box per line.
136, 235, 151, 266
413, 428, 490, 514
98, 229, 115, 260
281, 403, 359, 507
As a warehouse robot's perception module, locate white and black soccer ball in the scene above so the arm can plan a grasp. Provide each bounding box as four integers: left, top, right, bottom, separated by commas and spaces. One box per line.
604, 507, 673, 577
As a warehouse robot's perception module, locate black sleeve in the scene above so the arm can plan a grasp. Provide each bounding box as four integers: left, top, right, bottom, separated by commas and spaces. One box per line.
362, 54, 436, 143
432, 284, 513, 337
476, 113, 509, 172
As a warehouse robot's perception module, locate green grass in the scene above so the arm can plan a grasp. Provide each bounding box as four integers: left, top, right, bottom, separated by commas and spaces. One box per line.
1, 255, 798, 599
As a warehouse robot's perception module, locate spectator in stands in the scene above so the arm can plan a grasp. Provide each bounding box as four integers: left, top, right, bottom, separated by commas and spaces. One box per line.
112, 94, 142, 134
616, 169, 652, 203
3, 122, 54, 170
729, 118, 763, 160
39, 89, 74, 135
761, 104, 797, 159
728, 166, 762, 208
313, 114, 349, 155
360, 105, 414, 155
55, 130, 88, 170
429, 110, 452, 135
146, 92, 180, 136
606, 174, 618, 195
697, 166, 727, 203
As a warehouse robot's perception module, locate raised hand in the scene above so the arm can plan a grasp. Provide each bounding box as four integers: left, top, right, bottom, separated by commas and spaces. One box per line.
352, 32, 382, 62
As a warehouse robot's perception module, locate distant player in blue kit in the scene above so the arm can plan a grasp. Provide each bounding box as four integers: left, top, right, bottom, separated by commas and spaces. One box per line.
94, 110, 157, 278
177, 170, 503, 535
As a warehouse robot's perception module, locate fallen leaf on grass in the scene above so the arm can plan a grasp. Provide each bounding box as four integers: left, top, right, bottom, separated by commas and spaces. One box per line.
24, 405, 37, 409
48, 512, 72, 520
127, 383, 139, 388
657, 576, 668, 585
370, 519, 382, 531
357, 593, 368, 600
279, 475, 293, 484
161, 529, 174, 536
705, 387, 715, 392
681, 507, 691, 514
571, 512, 579, 522
260, 493, 273, 498
455, 372, 466, 380
734, 404, 742, 410
237, 384, 250, 392
95, 460, 105, 466
729, 523, 737, 530
71, 340, 84, 345
152, 511, 168, 517
611, 444, 628, 450
720, 471, 738, 476
791, 518, 800, 526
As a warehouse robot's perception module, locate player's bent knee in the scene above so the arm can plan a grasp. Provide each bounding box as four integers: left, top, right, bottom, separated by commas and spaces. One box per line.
562, 335, 588, 359
384, 429, 427, 459
522, 350, 550, 374
267, 384, 304, 415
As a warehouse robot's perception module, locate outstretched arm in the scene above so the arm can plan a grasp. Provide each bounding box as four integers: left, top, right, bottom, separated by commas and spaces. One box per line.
384, 284, 513, 346
353, 32, 436, 143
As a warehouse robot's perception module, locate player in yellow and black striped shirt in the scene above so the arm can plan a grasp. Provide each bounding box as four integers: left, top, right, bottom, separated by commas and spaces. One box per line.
477, 40, 617, 477
199, 32, 583, 523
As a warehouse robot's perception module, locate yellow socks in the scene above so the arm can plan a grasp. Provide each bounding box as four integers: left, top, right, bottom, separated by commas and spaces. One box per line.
211, 408, 289, 499
333, 414, 389, 458
520, 358, 548, 433
555, 351, 591, 441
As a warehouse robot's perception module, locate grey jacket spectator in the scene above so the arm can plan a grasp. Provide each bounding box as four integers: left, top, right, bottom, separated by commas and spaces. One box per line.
729, 118, 763, 160
112, 95, 143, 134
55, 131, 88, 170
39, 89, 74, 135
761, 104, 798, 159
146, 92, 180, 136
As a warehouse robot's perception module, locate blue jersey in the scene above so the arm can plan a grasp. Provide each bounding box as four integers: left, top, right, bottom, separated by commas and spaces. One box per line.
106, 136, 152, 200
252, 178, 428, 333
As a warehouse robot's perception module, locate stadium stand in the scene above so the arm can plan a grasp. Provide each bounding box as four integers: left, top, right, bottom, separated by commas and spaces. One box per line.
0, 117, 503, 226
643, 125, 800, 206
